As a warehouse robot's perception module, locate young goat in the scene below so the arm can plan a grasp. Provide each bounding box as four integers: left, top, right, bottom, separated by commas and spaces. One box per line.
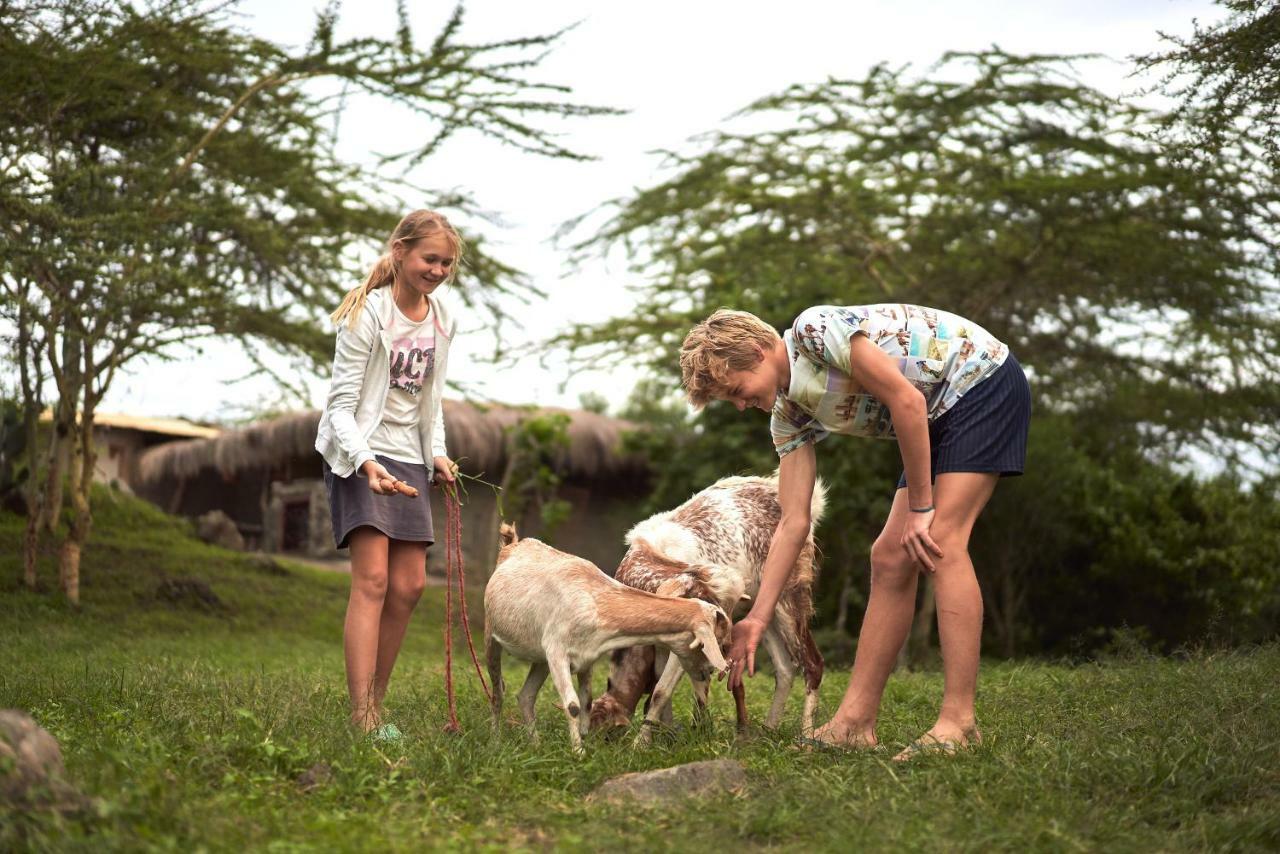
483, 524, 730, 752
588, 474, 827, 741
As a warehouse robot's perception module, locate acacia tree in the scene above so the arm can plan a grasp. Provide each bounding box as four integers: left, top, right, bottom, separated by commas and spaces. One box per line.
1138, 0, 1280, 174
559, 50, 1280, 646
0, 0, 615, 603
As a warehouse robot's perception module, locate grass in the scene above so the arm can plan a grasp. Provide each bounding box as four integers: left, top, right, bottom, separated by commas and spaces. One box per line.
2, 486, 1279, 852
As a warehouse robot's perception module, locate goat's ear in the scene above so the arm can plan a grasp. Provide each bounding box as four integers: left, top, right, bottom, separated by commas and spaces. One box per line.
693, 622, 729, 673
714, 607, 731, 637
655, 577, 692, 598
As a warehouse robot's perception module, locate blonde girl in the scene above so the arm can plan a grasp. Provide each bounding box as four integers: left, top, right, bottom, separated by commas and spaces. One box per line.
315, 210, 464, 738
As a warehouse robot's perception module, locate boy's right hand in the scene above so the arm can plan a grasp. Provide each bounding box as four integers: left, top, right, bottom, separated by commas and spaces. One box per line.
361, 460, 417, 497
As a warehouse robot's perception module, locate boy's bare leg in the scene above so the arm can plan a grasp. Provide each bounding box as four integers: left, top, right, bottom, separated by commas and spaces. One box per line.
811, 489, 917, 747
345, 527, 390, 731
813, 472, 999, 751
896, 471, 998, 757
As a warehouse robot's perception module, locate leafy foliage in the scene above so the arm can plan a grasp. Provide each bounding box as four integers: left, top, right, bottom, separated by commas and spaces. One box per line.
563, 50, 1280, 467
1137, 0, 1280, 175
0, 0, 615, 597
0, 0, 617, 383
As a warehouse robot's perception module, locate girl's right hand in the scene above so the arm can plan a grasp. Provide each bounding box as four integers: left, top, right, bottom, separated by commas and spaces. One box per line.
361, 460, 418, 497
362, 460, 395, 494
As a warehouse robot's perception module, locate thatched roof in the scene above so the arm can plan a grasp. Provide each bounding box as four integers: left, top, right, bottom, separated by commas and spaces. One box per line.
41, 409, 220, 439
136, 401, 648, 486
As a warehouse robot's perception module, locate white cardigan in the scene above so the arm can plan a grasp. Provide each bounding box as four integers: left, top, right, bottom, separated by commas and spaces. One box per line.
315, 288, 455, 479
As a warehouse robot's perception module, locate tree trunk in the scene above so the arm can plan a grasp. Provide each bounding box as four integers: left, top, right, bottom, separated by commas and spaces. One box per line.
834, 564, 854, 634
59, 420, 84, 606
21, 419, 42, 589
17, 294, 44, 590
42, 332, 82, 535
37, 405, 72, 536
22, 512, 40, 590
898, 575, 936, 670
27, 418, 72, 589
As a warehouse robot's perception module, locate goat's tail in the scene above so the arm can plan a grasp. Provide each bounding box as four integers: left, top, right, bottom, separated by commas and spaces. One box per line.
498, 522, 519, 548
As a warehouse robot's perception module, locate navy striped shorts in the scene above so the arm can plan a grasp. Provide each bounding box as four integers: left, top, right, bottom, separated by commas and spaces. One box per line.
896, 353, 1031, 490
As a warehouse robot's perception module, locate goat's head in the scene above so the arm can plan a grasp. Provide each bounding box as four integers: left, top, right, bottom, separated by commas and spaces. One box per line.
676, 601, 730, 678
587, 693, 632, 733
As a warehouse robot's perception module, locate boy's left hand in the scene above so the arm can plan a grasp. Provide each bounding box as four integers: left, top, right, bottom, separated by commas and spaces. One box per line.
433, 455, 459, 484
902, 508, 943, 572
725, 616, 766, 692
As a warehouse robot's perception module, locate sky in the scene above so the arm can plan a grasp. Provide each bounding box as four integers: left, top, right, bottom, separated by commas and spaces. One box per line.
97, 0, 1221, 423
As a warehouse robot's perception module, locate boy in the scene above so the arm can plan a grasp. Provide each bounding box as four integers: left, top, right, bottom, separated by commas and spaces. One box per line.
680, 304, 1030, 759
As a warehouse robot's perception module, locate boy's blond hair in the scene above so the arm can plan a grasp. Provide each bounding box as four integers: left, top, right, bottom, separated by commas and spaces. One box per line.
680, 309, 782, 409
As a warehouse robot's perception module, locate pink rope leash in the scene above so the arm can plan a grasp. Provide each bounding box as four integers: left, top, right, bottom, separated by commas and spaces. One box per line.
441, 480, 491, 733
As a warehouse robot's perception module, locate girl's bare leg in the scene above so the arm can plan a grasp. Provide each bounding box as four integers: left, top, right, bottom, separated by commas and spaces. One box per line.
345, 527, 390, 731
371, 539, 428, 715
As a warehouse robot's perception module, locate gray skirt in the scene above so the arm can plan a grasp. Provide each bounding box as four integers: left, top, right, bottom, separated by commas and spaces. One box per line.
324, 455, 435, 549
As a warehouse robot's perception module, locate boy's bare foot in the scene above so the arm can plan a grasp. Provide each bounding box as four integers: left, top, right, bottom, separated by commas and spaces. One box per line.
892, 725, 981, 762
799, 717, 879, 751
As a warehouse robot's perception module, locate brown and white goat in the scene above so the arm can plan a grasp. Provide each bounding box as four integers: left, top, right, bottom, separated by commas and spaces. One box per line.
483, 524, 731, 752
589, 474, 827, 740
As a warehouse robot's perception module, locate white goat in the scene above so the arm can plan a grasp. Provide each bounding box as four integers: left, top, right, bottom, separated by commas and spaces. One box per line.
483, 524, 730, 752
589, 474, 827, 742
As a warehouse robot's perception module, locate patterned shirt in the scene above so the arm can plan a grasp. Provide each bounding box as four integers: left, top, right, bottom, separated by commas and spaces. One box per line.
771, 304, 1009, 457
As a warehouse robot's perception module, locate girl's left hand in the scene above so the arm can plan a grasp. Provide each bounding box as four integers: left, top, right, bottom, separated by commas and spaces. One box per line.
901, 508, 944, 572
433, 455, 459, 484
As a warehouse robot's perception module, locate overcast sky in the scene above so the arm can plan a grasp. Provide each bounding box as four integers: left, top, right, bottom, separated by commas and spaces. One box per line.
98, 0, 1220, 423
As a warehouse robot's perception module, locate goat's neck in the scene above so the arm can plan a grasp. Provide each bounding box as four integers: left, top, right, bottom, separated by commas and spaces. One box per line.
595, 588, 697, 642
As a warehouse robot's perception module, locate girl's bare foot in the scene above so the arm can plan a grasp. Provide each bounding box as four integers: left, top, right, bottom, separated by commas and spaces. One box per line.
351, 706, 382, 734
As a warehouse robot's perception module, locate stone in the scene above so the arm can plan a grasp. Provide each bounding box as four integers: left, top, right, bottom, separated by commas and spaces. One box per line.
588, 759, 748, 805
0, 709, 85, 812
296, 762, 333, 792
247, 552, 288, 576
155, 577, 225, 612
196, 510, 245, 551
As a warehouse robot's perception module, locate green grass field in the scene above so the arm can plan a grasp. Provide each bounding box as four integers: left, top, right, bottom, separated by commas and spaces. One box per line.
2, 487, 1278, 852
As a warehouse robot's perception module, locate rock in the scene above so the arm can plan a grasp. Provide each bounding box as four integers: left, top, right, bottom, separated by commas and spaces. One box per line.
155, 577, 225, 612
588, 759, 748, 805
247, 552, 288, 576
0, 709, 86, 812
196, 510, 245, 551
296, 762, 333, 792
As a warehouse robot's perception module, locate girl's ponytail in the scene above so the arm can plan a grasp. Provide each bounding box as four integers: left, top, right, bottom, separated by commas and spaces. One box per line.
331, 254, 396, 329
330, 209, 463, 330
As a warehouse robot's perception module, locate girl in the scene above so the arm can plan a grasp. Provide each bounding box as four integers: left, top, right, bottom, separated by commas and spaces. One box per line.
315, 210, 463, 738
680, 304, 1031, 760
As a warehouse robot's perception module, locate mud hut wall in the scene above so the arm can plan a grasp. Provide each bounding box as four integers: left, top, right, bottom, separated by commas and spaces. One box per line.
136, 470, 270, 546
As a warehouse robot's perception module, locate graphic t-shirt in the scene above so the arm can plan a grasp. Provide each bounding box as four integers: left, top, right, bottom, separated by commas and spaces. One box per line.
367, 301, 436, 464
771, 304, 1009, 457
